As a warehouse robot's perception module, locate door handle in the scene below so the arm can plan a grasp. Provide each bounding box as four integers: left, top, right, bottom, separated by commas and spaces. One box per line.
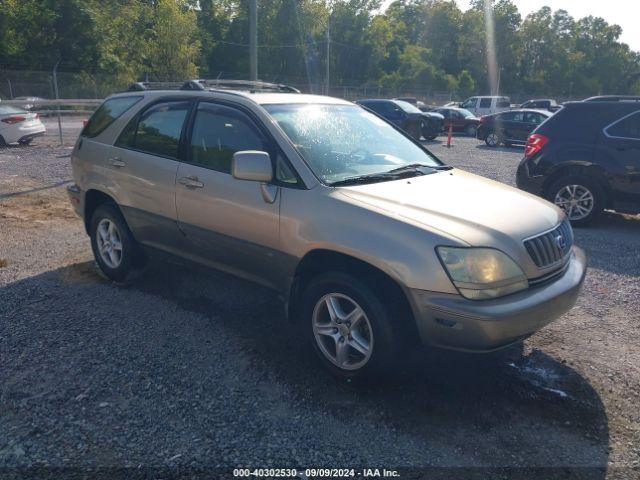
109, 158, 126, 168
178, 176, 204, 188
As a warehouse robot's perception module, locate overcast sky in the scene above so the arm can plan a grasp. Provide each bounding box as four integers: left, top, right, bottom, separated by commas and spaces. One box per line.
381, 0, 640, 52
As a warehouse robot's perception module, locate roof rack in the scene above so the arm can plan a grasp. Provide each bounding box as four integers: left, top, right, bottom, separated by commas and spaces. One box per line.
127, 81, 185, 92
126, 79, 301, 94
583, 95, 640, 102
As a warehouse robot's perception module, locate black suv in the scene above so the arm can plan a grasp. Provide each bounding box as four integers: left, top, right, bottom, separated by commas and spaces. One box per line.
517, 99, 640, 225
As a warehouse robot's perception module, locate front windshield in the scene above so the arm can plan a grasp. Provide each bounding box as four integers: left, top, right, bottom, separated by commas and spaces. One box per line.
394, 100, 422, 113
457, 108, 474, 118
264, 104, 441, 185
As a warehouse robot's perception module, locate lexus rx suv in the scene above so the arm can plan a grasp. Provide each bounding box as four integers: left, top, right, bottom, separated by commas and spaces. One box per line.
517, 98, 640, 225
68, 82, 586, 378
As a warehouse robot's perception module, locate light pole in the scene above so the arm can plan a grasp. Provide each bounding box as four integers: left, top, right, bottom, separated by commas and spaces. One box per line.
249, 0, 258, 81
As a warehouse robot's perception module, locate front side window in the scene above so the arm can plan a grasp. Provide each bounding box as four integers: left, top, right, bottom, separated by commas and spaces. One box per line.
461, 97, 477, 109
189, 103, 268, 173
83, 96, 142, 138
264, 104, 441, 185
606, 111, 640, 140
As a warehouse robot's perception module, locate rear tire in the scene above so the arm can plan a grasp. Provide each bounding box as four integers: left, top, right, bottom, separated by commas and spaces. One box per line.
0, 135, 6, 147
301, 272, 404, 381
485, 131, 500, 147
546, 175, 604, 227
89, 204, 146, 282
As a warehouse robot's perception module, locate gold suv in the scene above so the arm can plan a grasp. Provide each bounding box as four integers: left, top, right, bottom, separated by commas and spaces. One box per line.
68, 82, 586, 378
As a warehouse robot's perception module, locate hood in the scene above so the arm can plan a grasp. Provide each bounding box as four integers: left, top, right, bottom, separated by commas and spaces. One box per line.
337, 168, 563, 247
422, 112, 444, 120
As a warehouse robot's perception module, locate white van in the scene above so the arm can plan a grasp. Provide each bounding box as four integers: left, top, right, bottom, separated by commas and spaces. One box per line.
459, 96, 511, 116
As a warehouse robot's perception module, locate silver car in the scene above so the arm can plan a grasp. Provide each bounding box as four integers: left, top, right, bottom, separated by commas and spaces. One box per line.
67, 85, 586, 378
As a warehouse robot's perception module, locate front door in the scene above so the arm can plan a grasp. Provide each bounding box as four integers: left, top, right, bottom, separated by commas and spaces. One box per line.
175, 101, 281, 288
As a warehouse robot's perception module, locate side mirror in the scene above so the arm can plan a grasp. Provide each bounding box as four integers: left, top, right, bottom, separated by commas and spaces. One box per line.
232, 151, 273, 183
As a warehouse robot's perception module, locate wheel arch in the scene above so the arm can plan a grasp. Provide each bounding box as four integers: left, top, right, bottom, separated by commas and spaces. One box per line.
542, 163, 612, 207
83, 189, 121, 234
288, 249, 419, 342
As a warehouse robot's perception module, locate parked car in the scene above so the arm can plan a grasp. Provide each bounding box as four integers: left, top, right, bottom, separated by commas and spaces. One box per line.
520, 99, 562, 112
0, 104, 46, 146
355, 99, 443, 140
431, 107, 480, 136
477, 109, 551, 147
517, 99, 640, 225
459, 96, 511, 116
68, 84, 586, 379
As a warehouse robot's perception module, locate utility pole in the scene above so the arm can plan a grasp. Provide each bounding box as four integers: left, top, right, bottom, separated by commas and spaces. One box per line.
249, 0, 258, 81
325, 15, 330, 95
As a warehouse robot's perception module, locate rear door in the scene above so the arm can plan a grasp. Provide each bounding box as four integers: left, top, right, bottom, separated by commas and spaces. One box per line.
601, 110, 640, 206
108, 99, 191, 252
175, 101, 282, 288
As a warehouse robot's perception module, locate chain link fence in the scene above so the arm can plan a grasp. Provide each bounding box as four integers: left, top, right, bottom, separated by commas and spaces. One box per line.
0, 68, 586, 146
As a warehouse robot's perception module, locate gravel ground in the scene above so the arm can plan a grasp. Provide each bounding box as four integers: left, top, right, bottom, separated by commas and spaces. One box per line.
1, 120, 639, 479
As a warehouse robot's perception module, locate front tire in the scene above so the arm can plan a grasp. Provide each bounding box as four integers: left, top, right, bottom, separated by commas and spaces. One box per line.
301, 272, 403, 380
546, 175, 604, 227
89, 204, 145, 282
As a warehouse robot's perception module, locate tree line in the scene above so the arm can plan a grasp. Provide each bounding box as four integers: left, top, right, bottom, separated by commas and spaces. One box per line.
1, 0, 639, 98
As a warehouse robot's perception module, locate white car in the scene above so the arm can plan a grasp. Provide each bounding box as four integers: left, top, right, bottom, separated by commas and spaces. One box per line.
0, 104, 46, 146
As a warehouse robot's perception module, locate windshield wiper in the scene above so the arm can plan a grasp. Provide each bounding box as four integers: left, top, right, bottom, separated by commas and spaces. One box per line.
329, 172, 403, 187
387, 163, 452, 174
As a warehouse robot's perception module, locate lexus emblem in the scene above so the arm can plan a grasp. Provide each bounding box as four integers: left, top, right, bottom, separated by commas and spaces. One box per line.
555, 234, 567, 250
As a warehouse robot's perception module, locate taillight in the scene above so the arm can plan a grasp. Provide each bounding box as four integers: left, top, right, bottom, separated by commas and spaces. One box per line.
35, 113, 40, 120
524, 133, 548, 158
1, 116, 26, 124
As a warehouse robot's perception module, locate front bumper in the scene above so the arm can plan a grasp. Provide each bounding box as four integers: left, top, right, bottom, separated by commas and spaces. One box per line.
407, 246, 586, 352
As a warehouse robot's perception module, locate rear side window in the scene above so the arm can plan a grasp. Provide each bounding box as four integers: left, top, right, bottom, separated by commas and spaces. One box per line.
82, 96, 142, 137
189, 102, 268, 173
116, 101, 190, 159
605, 111, 640, 140
497, 98, 511, 108
479, 98, 492, 108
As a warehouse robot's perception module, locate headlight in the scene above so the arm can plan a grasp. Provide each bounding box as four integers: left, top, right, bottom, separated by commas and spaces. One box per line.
436, 247, 528, 300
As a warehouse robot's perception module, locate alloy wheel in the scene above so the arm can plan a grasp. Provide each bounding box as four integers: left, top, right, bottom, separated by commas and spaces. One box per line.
96, 218, 123, 268
554, 184, 594, 221
486, 132, 499, 146
312, 293, 373, 371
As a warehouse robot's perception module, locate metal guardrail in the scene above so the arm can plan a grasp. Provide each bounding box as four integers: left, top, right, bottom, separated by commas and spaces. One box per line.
0, 99, 103, 107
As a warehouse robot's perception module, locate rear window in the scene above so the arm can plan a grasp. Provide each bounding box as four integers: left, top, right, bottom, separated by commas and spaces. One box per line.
82, 96, 142, 138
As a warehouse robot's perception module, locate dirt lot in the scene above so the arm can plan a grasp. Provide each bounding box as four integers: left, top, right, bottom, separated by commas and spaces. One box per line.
1, 120, 639, 479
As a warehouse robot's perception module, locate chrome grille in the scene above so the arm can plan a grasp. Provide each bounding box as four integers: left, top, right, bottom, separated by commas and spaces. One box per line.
524, 220, 574, 268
